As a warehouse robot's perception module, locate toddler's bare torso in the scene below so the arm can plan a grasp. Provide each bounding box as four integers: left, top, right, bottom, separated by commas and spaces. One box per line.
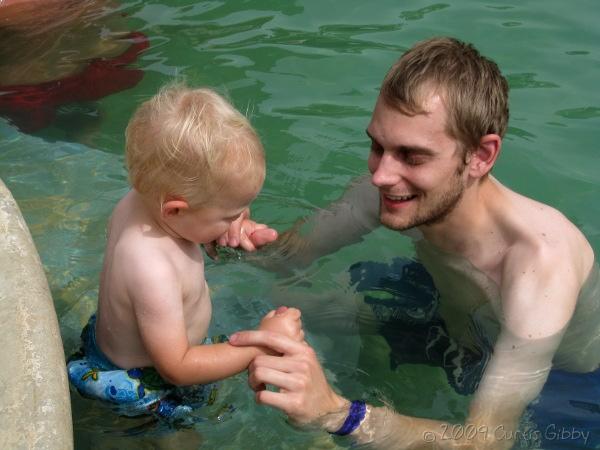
95, 191, 212, 369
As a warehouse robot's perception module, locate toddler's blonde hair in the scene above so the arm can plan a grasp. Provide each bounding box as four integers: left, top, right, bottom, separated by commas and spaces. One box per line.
126, 84, 265, 208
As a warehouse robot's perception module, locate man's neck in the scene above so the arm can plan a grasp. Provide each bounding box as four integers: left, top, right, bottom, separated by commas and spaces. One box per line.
418, 176, 504, 259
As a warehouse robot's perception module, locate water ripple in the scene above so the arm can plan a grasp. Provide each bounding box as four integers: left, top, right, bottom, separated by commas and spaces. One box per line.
399, 4, 451, 21
273, 103, 370, 118
555, 107, 600, 120
507, 73, 560, 89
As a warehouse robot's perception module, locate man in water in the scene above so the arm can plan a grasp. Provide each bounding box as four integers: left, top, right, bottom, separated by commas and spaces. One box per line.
227, 37, 598, 449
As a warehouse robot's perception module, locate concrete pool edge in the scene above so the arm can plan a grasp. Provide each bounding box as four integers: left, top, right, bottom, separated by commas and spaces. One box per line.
0, 179, 73, 449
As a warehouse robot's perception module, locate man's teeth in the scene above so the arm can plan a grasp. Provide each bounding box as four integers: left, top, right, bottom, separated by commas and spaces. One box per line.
386, 194, 415, 201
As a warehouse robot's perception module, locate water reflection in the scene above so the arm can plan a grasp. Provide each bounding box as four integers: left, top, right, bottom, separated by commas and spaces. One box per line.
0, 0, 147, 132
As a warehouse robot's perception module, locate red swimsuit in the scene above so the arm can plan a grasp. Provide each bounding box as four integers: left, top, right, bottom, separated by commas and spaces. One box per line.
0, 31, 149, 132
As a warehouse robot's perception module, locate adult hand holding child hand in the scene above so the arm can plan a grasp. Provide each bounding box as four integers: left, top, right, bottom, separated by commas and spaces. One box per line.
258, 306, 304, 343
230, 326, 348, 428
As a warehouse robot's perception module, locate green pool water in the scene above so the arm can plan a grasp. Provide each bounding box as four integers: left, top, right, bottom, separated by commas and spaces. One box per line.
1, 0, 599, 448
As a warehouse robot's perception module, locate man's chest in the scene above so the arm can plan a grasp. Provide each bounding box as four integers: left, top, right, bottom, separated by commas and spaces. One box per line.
415, 241, 503, 344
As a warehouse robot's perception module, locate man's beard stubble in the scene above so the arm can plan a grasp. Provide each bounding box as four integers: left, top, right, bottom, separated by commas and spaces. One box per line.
379, 164, 467, 231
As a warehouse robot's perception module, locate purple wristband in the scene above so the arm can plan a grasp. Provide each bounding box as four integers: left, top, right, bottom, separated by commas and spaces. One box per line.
331, 400, 367, 436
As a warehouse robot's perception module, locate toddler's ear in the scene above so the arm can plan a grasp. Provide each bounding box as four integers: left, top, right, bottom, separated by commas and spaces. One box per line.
162, 199, 189, 217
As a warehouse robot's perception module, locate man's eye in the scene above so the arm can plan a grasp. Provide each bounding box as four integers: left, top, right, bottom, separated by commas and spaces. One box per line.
405, 155, 426, 165
399, 150, 428, 165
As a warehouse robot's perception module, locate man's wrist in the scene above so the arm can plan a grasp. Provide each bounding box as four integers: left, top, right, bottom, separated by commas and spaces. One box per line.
311, 394, 352, 433
328, 400, 367, 436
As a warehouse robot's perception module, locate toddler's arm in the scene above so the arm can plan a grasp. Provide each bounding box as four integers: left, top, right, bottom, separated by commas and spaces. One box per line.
131, 266, 302, 385
139, 316, 285, 386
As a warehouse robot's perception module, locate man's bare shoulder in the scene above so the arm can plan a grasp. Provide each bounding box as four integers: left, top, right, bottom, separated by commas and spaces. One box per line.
503, 189, 593, 272
500, 249, 577, 341
498, 193, 593, 339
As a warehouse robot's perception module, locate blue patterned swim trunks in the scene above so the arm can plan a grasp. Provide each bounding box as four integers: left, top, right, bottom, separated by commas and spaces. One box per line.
67, 315, 227, 421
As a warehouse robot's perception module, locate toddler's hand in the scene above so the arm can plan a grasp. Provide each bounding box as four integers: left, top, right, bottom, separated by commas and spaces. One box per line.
204, 209, 278, 260
259, 306, 304, 342
219, 209, 278, 251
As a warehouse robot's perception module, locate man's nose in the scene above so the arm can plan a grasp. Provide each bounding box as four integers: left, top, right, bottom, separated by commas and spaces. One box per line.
371, 152, 402, 187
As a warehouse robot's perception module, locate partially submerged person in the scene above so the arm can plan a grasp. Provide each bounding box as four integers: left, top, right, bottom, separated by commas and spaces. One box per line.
67, 84, 297, 421
0, 0, 148, 131
228, 37, 599, 449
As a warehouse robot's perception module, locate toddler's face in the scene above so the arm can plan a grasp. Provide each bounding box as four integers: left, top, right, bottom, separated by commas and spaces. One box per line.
176, 185, 259, 245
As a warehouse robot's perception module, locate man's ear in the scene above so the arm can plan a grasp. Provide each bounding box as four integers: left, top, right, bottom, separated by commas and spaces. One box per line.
161, 198, 189, 218
468, 134, 502, 178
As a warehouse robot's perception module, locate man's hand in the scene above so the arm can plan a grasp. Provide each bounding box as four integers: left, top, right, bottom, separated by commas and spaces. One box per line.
229, 330, 348, 426
258, 306, 304, 343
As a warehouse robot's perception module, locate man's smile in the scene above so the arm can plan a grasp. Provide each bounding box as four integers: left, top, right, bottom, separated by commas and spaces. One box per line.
381, 193, 418, 208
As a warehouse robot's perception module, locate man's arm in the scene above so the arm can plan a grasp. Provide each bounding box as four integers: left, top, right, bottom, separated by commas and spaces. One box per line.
273, 175, 380, 267
229, 329, 558, 449
345, 328, 561, 449
230, 253, 578, 449
223, 175, 379, 270
357, 249, 579, 448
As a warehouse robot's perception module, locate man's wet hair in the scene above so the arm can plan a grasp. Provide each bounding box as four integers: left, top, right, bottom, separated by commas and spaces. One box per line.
381, 37, 509, 157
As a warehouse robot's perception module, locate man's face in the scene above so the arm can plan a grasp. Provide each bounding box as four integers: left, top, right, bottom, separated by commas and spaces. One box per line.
366, 94, 468, 231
